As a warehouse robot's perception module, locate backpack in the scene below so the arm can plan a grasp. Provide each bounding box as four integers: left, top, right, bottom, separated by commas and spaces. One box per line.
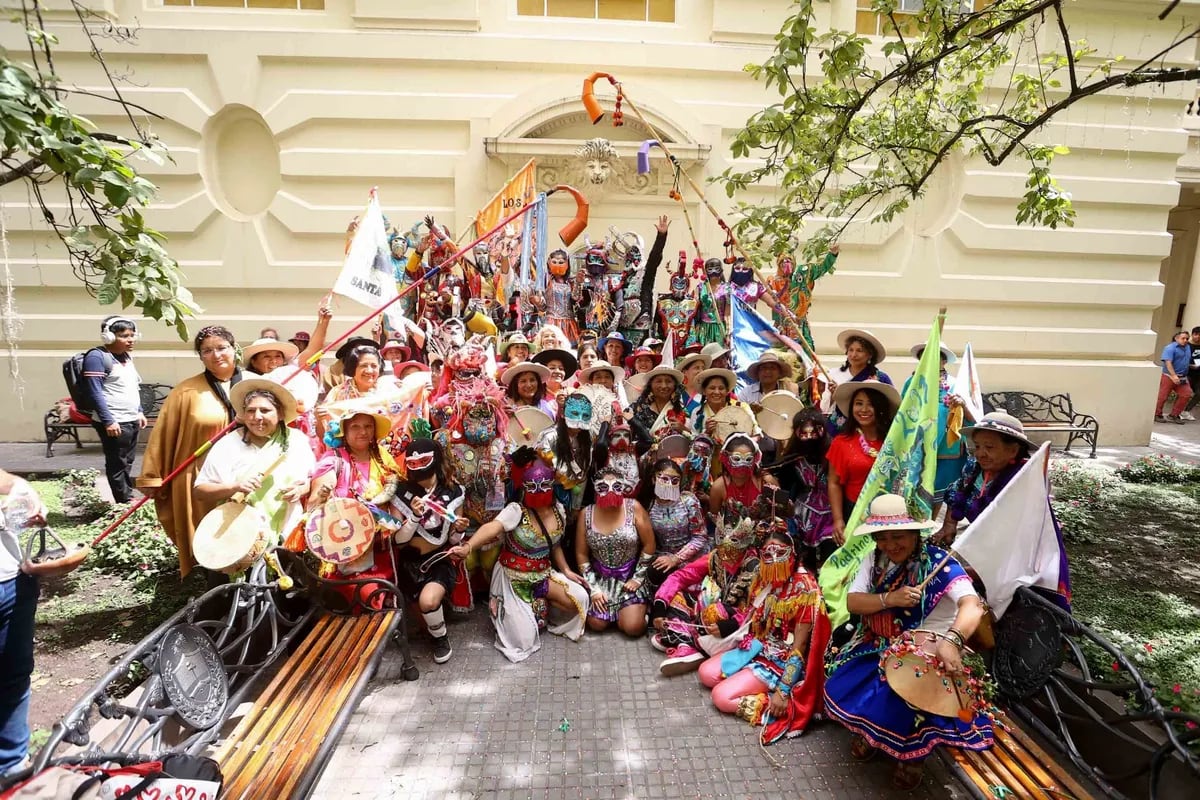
62, 347, 113, 414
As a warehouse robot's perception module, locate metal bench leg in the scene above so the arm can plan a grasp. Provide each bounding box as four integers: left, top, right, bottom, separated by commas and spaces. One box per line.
392, 605, 419, 681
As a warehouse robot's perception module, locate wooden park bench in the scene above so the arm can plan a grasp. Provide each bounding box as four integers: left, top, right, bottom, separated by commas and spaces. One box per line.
941, 588, 1200, 800
32, 548, 418, 799
43, 382, 172, 458
983, 391, 1100, 458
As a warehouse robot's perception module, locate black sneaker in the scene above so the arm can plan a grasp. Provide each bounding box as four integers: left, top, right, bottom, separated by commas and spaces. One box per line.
432, 636, 453, 664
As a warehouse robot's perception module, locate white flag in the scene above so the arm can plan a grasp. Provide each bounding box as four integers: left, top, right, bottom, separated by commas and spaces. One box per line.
333, 189, 403, 329
953, 442, 1062, 619
955, 342, 984, 421
660, 330, 675, 368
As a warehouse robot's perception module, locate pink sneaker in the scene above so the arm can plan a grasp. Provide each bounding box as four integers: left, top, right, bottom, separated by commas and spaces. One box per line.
648, 632, 668, 653
660, 644, 703, 676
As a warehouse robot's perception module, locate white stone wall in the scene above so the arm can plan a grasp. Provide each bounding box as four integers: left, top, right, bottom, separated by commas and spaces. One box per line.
0, 0, 1191, 443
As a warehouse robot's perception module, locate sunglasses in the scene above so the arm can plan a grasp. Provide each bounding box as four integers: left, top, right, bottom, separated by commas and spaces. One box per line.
455, 369, 481, 380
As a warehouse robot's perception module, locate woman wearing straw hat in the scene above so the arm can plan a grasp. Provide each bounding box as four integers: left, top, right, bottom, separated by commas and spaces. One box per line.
823, 329, 893, 428
628, 365, 688, 453
242, 338, 299, 377
689, 368, 759, 446
502, 361, 558, 419
740, 351, 799, 407
193, 378, 315, 544
824, 494, 992, 790
826, 380, 900, 544
936, 412, 1033, 546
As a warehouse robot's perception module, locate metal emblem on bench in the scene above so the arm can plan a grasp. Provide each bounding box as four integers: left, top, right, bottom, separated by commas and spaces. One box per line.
158, 624, 229, 730
992, 595, 1064, 700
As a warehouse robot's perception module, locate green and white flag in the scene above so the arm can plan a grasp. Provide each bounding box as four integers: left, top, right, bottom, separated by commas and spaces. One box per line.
818, 311, 945, 627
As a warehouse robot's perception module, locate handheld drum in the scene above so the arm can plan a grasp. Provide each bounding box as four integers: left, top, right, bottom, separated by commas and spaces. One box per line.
21, 526, 90, 578
657, 434, 691, 460
193, 502, 271, 574
710, 405, 755, 443
757, 390, 804, 441
881, 630, 981, 721
506, 407, 554, 447
305, 497, 375, 564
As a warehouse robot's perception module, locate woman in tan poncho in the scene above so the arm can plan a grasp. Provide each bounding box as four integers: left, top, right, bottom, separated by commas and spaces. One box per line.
136, 325, 243, 576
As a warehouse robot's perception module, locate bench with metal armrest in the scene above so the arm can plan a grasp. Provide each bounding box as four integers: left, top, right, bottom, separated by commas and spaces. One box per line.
983, 391, 1100, 458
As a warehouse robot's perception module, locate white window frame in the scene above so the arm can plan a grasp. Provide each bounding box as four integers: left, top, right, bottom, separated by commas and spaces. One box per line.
518, 0, 674, 24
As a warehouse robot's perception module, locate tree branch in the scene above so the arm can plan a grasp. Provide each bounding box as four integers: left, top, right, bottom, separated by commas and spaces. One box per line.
0, 157, 44, 185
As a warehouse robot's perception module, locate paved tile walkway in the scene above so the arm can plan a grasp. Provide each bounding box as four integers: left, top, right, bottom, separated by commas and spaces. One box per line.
311, 612, 968, 800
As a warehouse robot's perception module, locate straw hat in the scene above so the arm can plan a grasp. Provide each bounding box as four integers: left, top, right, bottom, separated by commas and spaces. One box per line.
746, 351, 794, 381
230, 377, 299, 424
380, 339, 411, 361
832, 379, 901, 419
968, 412, 1034, 449
335, 408, 393, 441
675, 351, 711, 375
909, 343, 956, 364
837, 329, 887, 363
580, 360, 626, 384
701, 342, 731, 362
850, 494, 937, 537
532, 348, 579, 376
696, 367, 738, 392
500, 361, 551, 386
499, 332, 535, 360
242, 338, 298, 365
640, 365, 685, 386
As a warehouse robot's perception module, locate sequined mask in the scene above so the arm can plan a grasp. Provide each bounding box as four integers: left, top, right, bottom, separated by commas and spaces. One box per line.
463, 406, 497, 447
594, 478, 631, 508
563, 394, 594, 431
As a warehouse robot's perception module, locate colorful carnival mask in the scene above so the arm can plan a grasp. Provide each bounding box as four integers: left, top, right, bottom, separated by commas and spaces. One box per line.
521, 460, 556, 508
654, 472, 681, 501
625, 245, 643, 269
715, 516, 758, 563
563, 393, 594, 431
704, 258, 724, 281
548, 249, 570, 278
442, 319, 466, 348
447, 342, 487, 383
405, 440, 439, 483
585, 247, 608, 276
776, 255, 794, 278
670, 272, 688, 298
758, 534, 796, 585
609, 420, 633, 452
462, 404, 498, 447
594, 476, 632, 508
719, 434, 761, 478
731, 259, 753, 286
686, 435, 714, 481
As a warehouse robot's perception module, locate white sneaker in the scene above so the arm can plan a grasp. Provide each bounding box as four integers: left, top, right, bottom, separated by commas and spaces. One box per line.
1182, 412, 1196, 421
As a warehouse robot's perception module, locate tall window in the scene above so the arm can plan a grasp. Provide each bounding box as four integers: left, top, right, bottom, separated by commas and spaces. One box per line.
517, 0, 675, 23
163, 1, 324, 9
856, 0, 979, 37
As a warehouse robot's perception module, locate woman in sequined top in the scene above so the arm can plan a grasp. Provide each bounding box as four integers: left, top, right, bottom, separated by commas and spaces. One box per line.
637, 459, 710, 594
575, 467, 655, 636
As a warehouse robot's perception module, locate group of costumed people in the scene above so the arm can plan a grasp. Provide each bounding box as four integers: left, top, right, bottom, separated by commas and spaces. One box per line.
130, 213, 1051, 791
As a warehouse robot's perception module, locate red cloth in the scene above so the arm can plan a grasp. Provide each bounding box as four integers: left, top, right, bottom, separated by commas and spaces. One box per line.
762, 610, 831, 743
826, 433, 882, 503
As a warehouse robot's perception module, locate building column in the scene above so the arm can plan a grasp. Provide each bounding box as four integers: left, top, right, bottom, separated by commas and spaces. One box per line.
831, 0, 856, 32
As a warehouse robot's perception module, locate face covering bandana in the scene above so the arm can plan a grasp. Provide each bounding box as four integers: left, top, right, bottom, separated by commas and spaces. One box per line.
654, 473, 681, 501
731, 267, 753, 286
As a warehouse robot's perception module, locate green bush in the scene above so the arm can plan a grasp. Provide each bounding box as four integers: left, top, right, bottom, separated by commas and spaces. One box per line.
63, 469, 111, 521
91, 500, 177, 578
1048, 460, 1121, 507
1116, 454, 1200, 485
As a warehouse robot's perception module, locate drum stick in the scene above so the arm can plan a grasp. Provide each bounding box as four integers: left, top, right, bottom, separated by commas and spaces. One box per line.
92, 191, 573, 549
914, 550, 957, 593
230, 451, 290, 504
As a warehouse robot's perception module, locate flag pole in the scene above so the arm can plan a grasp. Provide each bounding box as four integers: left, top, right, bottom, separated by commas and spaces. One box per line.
91, 188, 584, 549
583, 73, 830, 383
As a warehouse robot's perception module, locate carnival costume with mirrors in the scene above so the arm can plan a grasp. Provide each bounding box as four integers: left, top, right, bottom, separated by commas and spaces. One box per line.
656, 255, 697, 355
543, 248, 580, 343
575, 243, 625, 336
687, 259, 728, 349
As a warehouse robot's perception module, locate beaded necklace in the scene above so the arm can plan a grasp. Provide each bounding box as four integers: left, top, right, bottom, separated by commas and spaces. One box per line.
857, 432, 880, 458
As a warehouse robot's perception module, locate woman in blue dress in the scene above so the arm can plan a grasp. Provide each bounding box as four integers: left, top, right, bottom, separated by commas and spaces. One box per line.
824, 493, 992, 790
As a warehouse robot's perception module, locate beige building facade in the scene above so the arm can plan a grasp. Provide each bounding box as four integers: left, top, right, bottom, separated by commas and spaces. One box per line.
0, 0, 1196, 444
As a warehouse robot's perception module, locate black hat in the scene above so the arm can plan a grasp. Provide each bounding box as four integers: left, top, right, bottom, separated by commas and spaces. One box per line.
335, 337, 381, 362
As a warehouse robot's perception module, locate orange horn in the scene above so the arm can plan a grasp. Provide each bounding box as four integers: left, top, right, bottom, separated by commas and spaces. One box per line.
548, 184, 589, 246
582, 72, 615, 125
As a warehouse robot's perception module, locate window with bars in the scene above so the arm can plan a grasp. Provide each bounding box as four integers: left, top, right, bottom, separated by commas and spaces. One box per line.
855, 0, 980, 37
516, 0, 675, 23
163, 0, 324, 9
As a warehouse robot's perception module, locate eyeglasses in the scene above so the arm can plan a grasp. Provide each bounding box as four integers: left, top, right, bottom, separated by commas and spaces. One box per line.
523, 478, 555, 493
200, 345, 232, 357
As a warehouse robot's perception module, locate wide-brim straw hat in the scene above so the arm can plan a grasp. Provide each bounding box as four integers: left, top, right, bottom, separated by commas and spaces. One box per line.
230, 377, 299, 424
909, 343, 956, 364
832, 379, 901, 419
500, 332, 535, 359
335, 408, 393, 441
700, 342, 731, 362
968, 411, 1035, 448
837, 329, 887, 364
850, 493, 937, 537
580, 360, 626, 384
242, 338, 298, 365
746, 351, 794, 381
624, 347, 663, 370
675, 352, 711, 376
696, 367, 738, 392
501, 361, 551, 386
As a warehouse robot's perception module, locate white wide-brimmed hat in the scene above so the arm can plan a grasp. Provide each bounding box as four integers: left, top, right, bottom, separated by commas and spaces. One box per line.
909, 343, 956, 364
580, 360, 626, 384
695, 367, 738, 392
242, 337, 298, 365
500, 361, 551, 386
746, 351, 794, 381
837, 329, 887, 364
851, 493, 937, 537
230, 377, 299, 424
832, 379, 901, 419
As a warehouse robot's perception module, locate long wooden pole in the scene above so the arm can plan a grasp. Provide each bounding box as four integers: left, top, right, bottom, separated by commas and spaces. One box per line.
90, 195, 557, 549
